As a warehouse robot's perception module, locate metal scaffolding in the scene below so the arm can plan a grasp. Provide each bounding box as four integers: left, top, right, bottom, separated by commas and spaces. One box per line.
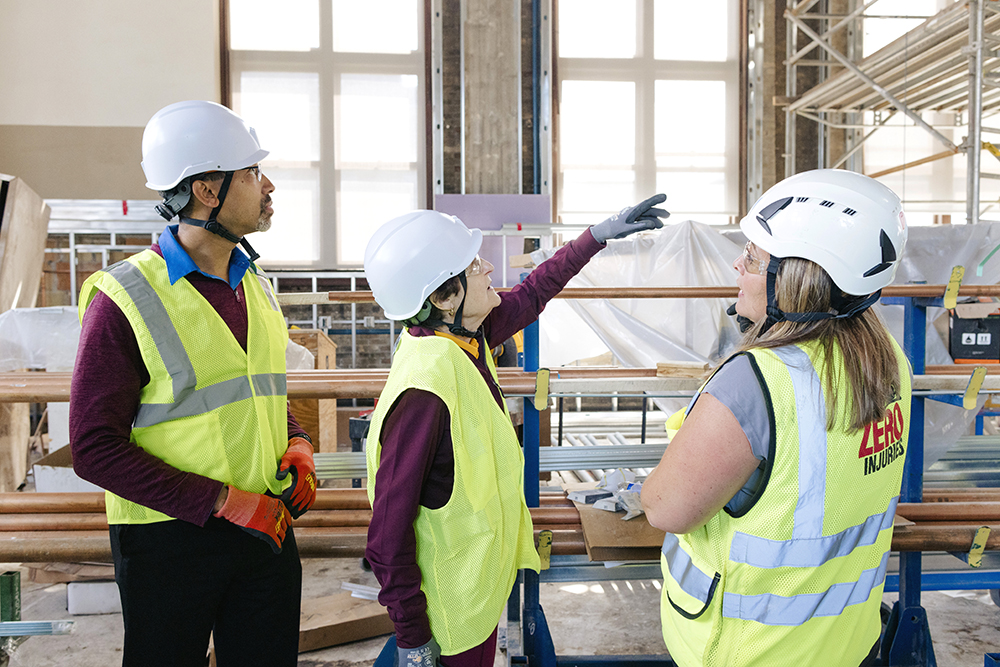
783, 0, 1000, 223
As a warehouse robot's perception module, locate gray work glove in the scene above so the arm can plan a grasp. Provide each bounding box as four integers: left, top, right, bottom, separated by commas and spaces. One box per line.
590, 194, 669, 243
397, 637, 441, 667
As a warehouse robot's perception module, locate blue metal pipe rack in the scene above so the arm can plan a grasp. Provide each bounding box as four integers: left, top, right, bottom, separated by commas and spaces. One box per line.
509, 292, 1000, 666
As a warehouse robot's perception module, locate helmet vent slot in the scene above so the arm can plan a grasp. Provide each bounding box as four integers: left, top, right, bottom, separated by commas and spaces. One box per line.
843, 207, 857, 216
820, 200, 835, 208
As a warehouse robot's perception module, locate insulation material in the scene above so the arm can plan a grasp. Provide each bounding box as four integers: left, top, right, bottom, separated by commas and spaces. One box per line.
534, 220, 1000, 469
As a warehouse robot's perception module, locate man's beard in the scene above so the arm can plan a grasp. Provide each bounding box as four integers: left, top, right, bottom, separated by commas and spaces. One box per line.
256, 198, 272, 232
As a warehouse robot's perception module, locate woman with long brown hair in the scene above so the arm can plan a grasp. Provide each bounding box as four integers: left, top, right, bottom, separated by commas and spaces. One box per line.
642, 169, 910, 667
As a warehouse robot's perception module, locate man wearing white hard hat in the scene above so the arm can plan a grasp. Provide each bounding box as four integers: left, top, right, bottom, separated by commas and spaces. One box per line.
69, 100, 315, 667
363, 196, 669, 667
641, 169, 911, 666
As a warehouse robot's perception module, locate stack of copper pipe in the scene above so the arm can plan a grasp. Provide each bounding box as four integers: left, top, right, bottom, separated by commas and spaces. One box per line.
893, 488, 1000, 552
1, 488, 1000, 562
0, 489, 584, 562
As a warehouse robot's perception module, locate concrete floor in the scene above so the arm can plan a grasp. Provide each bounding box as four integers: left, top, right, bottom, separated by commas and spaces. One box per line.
3, 556, 999, 667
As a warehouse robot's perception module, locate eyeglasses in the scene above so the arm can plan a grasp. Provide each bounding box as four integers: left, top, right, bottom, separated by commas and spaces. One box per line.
245, 165, 263, 182
466, 255, 488, 276
740, 242, 768, 275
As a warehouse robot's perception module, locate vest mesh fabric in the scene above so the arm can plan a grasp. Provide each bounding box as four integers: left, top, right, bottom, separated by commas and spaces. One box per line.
661, 337, 911, 666
367, 331, 540, 655
79, 251, 290, 524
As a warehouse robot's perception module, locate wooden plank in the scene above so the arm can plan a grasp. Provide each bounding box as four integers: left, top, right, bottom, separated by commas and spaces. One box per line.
298, 591, 394, 652
0, 174, 50, 311
0, 175, 51, 492
0, 403, 28, 492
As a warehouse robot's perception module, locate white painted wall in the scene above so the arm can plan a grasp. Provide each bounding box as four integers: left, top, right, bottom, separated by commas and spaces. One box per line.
0, 0, 219, 127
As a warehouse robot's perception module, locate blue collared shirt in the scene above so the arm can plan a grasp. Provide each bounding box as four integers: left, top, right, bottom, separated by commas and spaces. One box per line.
159, 224, 251, 289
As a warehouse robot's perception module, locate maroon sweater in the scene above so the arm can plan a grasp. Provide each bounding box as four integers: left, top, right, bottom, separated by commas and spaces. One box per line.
69, 244, 307, 526
366, 229, 604, 648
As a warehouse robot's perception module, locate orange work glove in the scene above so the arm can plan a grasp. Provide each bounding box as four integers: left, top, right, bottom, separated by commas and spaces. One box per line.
275, 436, 317, 519
214, 486, 290, 554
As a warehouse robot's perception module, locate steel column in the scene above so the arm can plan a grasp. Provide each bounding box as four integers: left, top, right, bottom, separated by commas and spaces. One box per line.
968, 0, 985, 224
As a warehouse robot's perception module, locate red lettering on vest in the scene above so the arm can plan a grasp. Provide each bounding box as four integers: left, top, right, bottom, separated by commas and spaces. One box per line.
873, 420, 885, 453
893, 403, 904, 441
859, 423, 873, 457
885, 410, 895, 447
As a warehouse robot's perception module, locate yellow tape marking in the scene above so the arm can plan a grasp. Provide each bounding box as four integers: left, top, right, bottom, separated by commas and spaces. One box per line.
964, 366, 987, 411
534, 368, 550, 411
969, 526, 991, 569
537, 529, 553, 570
944, 265, 964, 311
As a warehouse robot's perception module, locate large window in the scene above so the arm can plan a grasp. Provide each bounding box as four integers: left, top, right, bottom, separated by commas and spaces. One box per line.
557, 0, 740, 226
228, 0, 425, 267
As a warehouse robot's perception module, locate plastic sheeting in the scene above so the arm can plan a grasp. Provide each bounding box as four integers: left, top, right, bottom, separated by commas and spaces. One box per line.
0, 307, 81, 373
0, 306, 318, 373
534, 220, 1000, 469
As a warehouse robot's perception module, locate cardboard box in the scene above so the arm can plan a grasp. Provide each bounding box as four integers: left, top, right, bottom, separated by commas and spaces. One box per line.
949, 314, 1000, 362
32, 445, 103, 493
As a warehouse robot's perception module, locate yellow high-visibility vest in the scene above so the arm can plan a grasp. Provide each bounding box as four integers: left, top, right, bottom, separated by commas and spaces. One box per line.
367, 330, 540, 655
79, 250, 290, 524
660, 337, 911, 666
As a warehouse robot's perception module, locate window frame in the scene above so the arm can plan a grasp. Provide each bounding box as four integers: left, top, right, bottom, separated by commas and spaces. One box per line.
555, 0, 741, 226
224, 0, 428, 269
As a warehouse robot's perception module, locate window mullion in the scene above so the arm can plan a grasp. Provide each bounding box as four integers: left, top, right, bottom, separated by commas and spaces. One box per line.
320, 0, 338, 267
638, 0, 657, 200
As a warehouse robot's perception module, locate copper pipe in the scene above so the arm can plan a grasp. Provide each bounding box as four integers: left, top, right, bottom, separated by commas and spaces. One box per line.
922, 489, 1000, 503
7, 361, 1000, 402
0, 507, 580, 532
0, 522, 995, 560
0, 513, 108, 531
891, 524, 1000, 552
0, 492, 106, 514
896, 502, 1000, 522
0, 490, 572, 514
279, 284, 1000, 308
0, 532, 112, 562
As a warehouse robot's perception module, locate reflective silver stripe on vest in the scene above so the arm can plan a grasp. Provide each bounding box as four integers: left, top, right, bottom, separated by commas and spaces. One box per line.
135, 375, 249, 427
721, 550, 890, 626
774, 345, 829, 540
729, 345, 892, 569
662, 533, 717, 603
729, 495, 899, 568
252, 373, 286, 397
107, 261, 197, 403
107, 261, 281, 429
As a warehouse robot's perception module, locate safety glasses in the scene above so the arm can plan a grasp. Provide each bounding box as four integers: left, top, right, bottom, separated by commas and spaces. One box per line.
466, 255, 489, 276
740, 241, 769, 275
245, 165, 263, 182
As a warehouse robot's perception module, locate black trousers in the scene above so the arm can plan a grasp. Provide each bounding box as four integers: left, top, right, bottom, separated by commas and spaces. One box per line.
110, 517, 301, 667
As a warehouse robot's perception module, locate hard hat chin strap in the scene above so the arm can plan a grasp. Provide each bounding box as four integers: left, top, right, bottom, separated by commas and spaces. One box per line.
175, 172, 261, 263
762, 256, 880, 333
446, 272, 479, 339
405, 273, 479, 339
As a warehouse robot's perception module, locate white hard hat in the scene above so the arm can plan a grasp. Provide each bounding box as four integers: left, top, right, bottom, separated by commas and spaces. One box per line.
141, 100, 269, 191
740, 169, 907, 295
364, 210, 482, 321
